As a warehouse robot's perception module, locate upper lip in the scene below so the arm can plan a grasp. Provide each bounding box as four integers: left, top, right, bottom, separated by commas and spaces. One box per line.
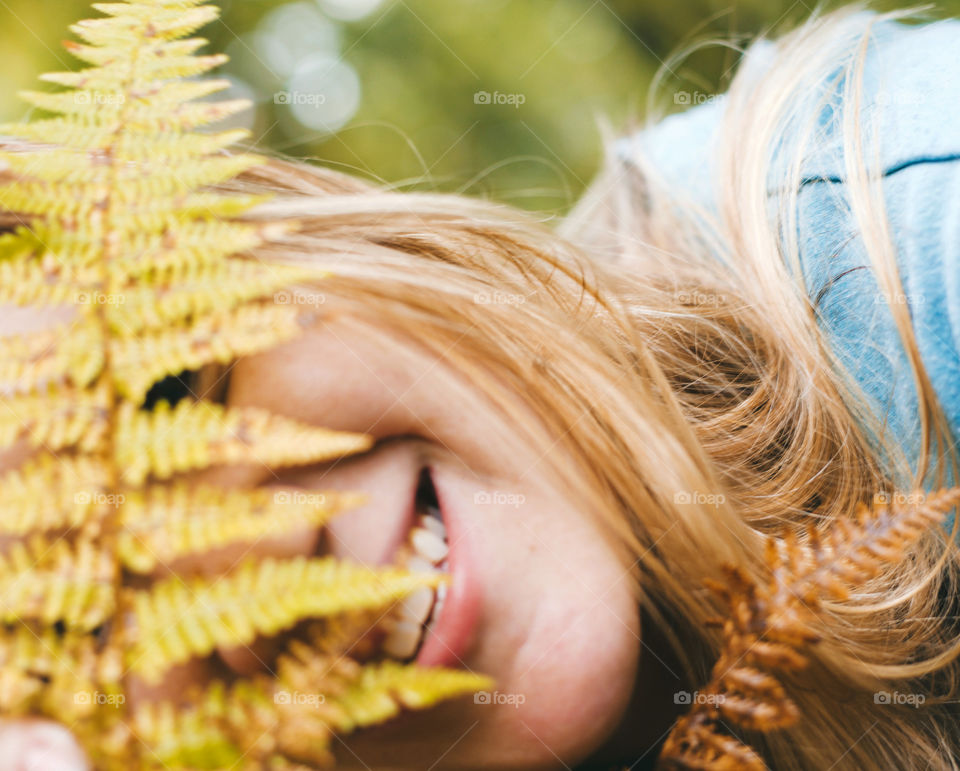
379, 480, 420, 567
375, 465, 437, 568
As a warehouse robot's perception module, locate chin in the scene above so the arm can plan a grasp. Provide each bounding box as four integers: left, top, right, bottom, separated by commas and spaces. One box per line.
489, 614, 641, 767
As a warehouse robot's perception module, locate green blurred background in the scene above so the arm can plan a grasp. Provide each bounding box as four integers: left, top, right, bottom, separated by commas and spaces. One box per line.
1, 0, 957, 214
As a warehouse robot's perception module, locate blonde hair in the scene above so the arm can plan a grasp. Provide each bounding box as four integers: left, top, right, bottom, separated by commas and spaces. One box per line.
4, 6, 958, 768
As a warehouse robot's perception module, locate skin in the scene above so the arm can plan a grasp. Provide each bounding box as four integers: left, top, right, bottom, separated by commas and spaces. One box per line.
0, 307, 651, 769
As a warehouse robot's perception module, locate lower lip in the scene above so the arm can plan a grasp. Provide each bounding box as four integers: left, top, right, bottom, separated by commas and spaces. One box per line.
416, 470, 481, 668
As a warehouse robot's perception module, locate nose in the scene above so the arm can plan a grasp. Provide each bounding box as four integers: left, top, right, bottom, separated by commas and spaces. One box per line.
320, 440, 425, 567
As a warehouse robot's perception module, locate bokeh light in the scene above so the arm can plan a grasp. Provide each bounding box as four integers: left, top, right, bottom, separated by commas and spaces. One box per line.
316, 0, 385, 22
285, 55, 362, 133
253, 2, 340, 79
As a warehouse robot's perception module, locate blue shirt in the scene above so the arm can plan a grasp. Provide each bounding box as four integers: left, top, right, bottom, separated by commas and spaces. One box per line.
616, 15, 960, 491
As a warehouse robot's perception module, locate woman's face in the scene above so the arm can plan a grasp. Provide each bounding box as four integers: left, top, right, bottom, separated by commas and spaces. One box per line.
0, 306, 642, 769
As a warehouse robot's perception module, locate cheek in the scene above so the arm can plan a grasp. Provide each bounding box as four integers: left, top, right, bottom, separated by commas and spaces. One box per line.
445, 468, 640, 766
503, 551, 640, 764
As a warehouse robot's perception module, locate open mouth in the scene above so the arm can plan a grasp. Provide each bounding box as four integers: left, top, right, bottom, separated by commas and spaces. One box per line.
380, 468, 450, 662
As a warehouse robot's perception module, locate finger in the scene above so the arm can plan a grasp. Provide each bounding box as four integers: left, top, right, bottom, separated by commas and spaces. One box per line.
0, 720, 89, 771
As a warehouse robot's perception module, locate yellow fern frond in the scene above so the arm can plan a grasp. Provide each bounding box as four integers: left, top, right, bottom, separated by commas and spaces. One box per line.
69, 4, 220, 47
115, 400, 372, 484
0, 119, 243, 157
1, 149, 109, 187
109, 262, 321, 336
126, 77, 234, 109
118, 485, 364, 572
0, 1, 490, 764
110, 304, 310, 400
0, 321, 103, 396
0, 256, 96, 307
0, 184, 266, 222
121, 191, 272, 228
55, 27, 204, 65
1, 149, 260, 197
138, 98, 256, 133
132, 677, 336, 770
116, 125, 251, 161
0, 454, 110, 536
0, 626, 121, 717
20, 79, 230, 120
111, 220, 293, 279
0, 537, 115, 630
91, 0, 210, 18
131, 685, 249, 770
0, 384, 109, 452
323, 661, 493, 733
0, 227, 43, 262
119, 126, 251, 161
39, 49, 228, 87
129, 556, 446, 681
131, 642, 491, 770
7, 218, 283, 276
0, 120, 114, 151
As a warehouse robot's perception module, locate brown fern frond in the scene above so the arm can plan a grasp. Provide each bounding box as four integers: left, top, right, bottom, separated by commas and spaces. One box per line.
657, 487, 960, 770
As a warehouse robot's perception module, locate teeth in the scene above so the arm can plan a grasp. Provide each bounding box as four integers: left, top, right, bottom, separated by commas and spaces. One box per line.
382, 620, 423, 660
399, 586, 435, 624
420, 510, 446, 538
406, 555, 439, 574
381, 508, 450, 661
411, 527, 449, 562
431, 581, 448, 626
